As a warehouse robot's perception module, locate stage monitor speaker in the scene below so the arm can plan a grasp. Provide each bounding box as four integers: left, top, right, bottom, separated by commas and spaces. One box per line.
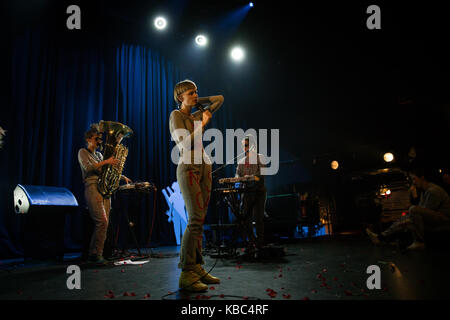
13, 184, 79, 260
14, 184, 78, 214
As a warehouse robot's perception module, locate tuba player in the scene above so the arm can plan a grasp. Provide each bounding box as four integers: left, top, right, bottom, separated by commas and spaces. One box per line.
78, 123, 131, 264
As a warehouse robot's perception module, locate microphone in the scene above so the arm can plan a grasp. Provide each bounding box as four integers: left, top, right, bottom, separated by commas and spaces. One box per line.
245, 144, 256, 156
195, 102, 205, 112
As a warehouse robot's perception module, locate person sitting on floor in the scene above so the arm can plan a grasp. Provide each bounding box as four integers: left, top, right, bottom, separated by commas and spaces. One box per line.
366, 167, 450, 250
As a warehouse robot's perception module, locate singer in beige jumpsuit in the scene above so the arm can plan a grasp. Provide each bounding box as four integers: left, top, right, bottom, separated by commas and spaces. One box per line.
169, 80, 224, 291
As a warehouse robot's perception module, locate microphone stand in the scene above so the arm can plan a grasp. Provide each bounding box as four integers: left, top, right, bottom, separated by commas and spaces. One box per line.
212, 151, 246, 177
212, 145, 255, 177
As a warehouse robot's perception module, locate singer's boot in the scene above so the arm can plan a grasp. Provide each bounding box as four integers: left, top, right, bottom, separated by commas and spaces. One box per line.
193, 264, 221, 284
179, 270, 208, 292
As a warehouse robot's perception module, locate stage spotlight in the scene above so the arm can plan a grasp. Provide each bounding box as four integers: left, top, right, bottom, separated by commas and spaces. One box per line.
154, 17, 167, 30
331, 160, 339, 170
383, 152, 394, 163
249, 2, 254, 7
231, 46, 245, 62
195, 35, 208, 46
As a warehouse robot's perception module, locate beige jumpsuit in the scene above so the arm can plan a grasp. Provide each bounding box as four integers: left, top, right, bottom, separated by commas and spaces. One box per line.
169, 96, 223, 270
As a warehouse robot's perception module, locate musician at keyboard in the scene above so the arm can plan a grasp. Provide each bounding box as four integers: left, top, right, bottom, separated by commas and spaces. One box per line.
235, 135, 267, 250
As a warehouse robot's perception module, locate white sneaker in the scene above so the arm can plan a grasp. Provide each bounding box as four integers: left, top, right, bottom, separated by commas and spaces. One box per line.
365, 228, 381, 245
407, 241, 426, 250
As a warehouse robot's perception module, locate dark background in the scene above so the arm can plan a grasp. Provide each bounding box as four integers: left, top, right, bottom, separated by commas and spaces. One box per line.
1, 0, 449, 259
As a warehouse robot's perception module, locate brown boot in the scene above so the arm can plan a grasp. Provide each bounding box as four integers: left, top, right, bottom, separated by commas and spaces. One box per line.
193, 264, 221, 284
179, 270, 208, 292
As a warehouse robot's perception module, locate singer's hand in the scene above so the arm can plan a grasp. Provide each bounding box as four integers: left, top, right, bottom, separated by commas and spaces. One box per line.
202, 110, 212, 127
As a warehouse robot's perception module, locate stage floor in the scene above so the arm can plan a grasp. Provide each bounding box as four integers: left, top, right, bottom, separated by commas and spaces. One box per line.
1, 233, 449, 300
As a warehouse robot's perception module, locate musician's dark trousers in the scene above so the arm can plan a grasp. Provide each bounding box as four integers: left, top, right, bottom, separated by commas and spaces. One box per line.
177, 162, 212, 270
85, 182, 111, 257
242, 190, 267, 248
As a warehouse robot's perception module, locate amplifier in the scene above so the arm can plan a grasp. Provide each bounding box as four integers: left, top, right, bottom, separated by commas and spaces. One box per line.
265, 194, 299, 239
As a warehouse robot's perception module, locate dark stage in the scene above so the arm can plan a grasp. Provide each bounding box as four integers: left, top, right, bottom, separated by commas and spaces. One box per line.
2, 0, 450, 312
1, 234, 450, 301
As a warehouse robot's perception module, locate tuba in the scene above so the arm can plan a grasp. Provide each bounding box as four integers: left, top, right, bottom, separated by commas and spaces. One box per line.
97, 120, 133, 198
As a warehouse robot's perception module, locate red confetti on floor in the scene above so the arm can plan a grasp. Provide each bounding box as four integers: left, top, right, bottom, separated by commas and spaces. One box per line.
266, 288, 277, 298
209, 286, 215, 290
283, 293, 291, 299
302, 297, 310, 300
344, 290, 353, 296
144, 293, 151, 299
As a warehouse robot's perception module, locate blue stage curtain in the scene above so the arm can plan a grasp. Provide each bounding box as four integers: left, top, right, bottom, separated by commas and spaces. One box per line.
0, 30, 201, 259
